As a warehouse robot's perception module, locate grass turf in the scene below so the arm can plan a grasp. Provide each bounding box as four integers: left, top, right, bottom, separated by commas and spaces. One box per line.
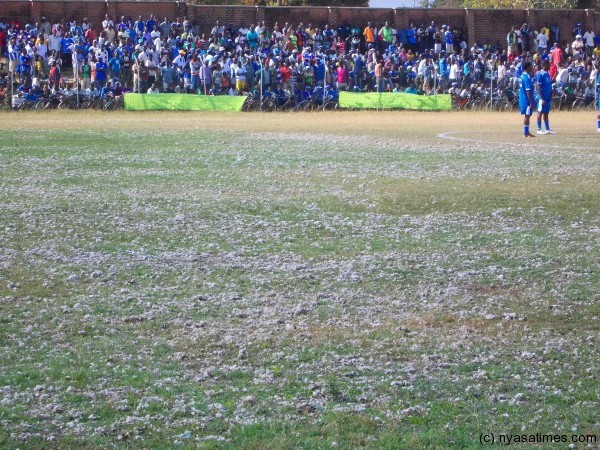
0, 111, 598, 448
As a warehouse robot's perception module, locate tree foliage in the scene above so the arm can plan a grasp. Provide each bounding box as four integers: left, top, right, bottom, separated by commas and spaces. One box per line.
284, 0, 368, 5
422, 0, 590, 8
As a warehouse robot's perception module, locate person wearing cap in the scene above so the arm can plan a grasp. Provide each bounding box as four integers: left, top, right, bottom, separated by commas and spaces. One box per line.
572, 22, 583, 40
572, 35, 585, 56
40, 16, 51, 36
518, 60, 536, 138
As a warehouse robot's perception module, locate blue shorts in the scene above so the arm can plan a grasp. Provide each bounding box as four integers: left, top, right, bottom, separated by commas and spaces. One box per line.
536, 97, 551, 114
520, 103, 532, 116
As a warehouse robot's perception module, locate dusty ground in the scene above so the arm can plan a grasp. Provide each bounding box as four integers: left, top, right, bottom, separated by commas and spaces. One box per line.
2, 110, 598, 143
0, 111, 598, 448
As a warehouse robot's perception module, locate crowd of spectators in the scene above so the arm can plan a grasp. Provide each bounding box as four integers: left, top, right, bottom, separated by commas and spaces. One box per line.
0, 13, 599, 106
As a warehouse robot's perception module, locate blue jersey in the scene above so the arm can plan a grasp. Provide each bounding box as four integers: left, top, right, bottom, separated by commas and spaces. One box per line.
519, 72, 533, 107
536, 70, 552, 101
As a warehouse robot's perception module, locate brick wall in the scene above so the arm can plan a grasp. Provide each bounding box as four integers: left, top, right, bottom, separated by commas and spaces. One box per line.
3, 0, 598, 48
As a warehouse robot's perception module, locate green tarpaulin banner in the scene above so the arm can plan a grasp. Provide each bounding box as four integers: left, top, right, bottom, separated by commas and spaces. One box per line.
339, 92, 452, 111
124, 93, 246, 111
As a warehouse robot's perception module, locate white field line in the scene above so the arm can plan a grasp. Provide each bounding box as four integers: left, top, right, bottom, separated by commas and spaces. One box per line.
438, 131, 599, 151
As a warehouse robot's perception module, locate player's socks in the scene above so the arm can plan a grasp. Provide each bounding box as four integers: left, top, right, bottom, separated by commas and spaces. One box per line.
544, 120, 550, 131
524, 126, 530, 136
537, 121, 542, 131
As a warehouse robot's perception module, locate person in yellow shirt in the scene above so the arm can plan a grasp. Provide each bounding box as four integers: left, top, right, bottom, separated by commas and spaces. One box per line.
305, 24, 315, 48
363, 22, 375, 48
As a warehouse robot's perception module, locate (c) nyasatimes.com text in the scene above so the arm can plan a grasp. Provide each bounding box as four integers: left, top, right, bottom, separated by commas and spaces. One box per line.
479, 432, 597, 446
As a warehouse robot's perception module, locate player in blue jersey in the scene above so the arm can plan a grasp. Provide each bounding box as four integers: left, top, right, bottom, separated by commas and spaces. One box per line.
519, 61, 536, 138
535, 59, 556, 135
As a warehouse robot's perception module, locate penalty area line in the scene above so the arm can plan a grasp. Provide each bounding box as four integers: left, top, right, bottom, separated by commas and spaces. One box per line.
437, 131, 598, 151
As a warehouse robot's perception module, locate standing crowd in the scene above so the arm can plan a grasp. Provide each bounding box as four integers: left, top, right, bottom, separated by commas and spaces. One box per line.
0, 14, 599, 112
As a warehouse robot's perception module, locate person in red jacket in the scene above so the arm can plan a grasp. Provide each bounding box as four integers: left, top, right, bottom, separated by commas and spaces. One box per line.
48, 60, 61, 90
85, 24, 97, 44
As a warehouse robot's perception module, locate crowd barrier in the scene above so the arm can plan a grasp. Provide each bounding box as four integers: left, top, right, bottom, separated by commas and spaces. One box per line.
121, 92, 452, 112
124, 93, 247, 111
339, 92, 452, 111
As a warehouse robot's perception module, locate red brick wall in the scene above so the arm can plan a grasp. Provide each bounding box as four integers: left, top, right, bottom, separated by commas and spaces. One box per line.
187, 5, 258, 35
3, 1, 598, 48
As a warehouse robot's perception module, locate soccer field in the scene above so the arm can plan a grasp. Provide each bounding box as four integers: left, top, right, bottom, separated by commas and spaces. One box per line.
1, 111, 599, 448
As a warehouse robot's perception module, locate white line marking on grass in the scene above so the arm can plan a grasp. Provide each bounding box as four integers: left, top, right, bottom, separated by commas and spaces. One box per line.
438, 131, 599, 151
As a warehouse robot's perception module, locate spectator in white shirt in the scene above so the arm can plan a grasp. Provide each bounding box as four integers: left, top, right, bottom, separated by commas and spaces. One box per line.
583, 29, 595, 55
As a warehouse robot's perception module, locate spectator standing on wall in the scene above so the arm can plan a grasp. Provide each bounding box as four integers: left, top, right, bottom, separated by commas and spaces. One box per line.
407, 23, 417, 53
445, 26, 455, 54
40, 16, 51, 36
47, 29, 62, 58
102, 14, 114, 30
433, 26, 442, 54
508, 26, 521, 53
379, 22, 393, 51
417, 24, 427, 53
363, 22, 375, 51
548, 23, 560, 44
536, 29, 548, 55
520, 23, 530, 53
426, 21, 436, 52
583, 28, 595, 56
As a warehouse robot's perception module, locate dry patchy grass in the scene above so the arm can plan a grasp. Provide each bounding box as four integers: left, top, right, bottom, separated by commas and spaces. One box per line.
2, 110, 599, 148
